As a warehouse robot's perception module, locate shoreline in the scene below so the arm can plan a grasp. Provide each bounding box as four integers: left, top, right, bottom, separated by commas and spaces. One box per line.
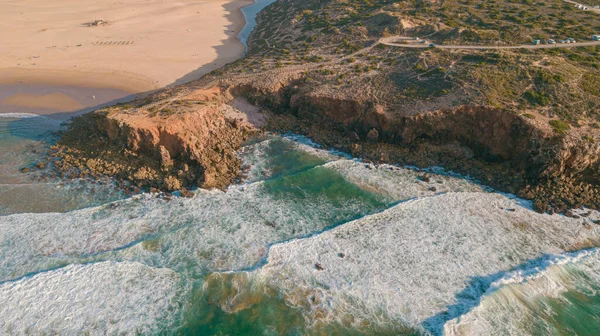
0, 0, 254, 100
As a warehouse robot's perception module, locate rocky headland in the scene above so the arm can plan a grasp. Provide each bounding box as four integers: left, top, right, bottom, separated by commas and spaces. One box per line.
49, 85, 259, 194
51, 0, 600, 213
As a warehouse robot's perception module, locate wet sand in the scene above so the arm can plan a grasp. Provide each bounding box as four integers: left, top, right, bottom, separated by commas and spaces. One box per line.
0, 83, 133, 120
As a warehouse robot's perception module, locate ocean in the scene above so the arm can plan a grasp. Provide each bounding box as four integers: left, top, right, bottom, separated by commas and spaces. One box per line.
2, 0, 600, 333
1, 115, 600, 334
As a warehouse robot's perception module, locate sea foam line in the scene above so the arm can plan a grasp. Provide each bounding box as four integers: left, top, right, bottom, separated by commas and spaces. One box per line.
0, 113, 44, 119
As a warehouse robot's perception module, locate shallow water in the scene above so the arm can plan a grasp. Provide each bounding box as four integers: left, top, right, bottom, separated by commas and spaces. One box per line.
0, 114, 125, 215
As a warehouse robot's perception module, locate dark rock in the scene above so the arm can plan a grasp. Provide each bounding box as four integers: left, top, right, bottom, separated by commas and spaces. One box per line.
428, 186, 437, 192
314, 263, 324, 271
338, 253, 345, 258
350, 143, 362, 154
180, 189, 195, 198
366, 128, 379, 142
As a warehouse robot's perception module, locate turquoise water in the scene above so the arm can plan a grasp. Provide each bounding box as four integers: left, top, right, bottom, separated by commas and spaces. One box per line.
2, 119, 600, 334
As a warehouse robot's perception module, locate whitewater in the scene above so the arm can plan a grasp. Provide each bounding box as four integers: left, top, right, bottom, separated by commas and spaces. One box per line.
2, 113, 600, 334
3, 0, 600, 333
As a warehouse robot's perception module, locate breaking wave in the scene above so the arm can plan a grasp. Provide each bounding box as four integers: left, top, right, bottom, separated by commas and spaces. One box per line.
0, 261, 183, 334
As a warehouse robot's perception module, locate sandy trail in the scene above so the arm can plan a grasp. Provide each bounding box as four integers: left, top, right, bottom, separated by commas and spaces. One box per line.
379, 36, 600, 49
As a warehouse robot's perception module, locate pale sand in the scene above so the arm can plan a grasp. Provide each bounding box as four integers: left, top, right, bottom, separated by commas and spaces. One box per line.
0, 0, 252, 95
221, 97, 266, 128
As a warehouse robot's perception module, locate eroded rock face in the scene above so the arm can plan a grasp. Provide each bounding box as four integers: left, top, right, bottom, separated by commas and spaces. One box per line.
231, 76, 600, 213
54, 86, 257, 192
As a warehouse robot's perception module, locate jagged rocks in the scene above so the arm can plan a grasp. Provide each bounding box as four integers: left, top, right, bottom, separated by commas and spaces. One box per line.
180, 189, 195, 198
53, 85, 257, 193
85, 158, 98, 171
162, 176, 182, 191
366, 128, 379, 142
159, 146, 173, 171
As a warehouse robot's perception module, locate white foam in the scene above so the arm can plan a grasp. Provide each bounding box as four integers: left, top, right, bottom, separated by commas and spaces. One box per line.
281, 133, 353, 159
5, 133, 597, 333
114, 179, 385, 275
0, 113, 43, 119
250, 192, 600, 332
237, 136, 339, 183
0, 261, 182, 334
444, 248, 600, 335
325, 160, 485, 200
0, 194, 185, 281
0, 167, 386, 281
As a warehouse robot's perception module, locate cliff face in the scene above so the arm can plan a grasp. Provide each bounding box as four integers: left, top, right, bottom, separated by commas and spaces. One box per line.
229, 76, 600, 212
54, 86, 255, 192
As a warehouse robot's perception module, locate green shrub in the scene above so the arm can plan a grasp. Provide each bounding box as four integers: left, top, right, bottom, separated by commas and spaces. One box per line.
583, 135, 595, 143
549, 119, 570, 134
524, 90, 551, 106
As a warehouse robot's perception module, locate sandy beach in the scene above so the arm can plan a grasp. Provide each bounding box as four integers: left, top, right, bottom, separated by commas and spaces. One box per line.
0, 0, 251, 114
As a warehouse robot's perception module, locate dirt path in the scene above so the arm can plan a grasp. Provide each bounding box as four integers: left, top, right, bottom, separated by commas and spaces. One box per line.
562, 0, 600, 14
379, 36, 600, 50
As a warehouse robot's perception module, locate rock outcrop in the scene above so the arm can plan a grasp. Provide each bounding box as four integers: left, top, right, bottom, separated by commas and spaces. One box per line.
53, 86, 257, 192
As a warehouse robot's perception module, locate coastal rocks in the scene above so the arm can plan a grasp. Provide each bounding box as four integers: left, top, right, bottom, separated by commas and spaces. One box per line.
159, 146, 173, 171
53, 86, 258, 193
366, 128, 379, 142
180, 189, 195, 198
162, 176, 182, 191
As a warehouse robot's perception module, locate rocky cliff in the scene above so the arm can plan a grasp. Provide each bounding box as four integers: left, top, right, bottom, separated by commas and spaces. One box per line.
223, 73, 600, 212
53, 86, 257, 193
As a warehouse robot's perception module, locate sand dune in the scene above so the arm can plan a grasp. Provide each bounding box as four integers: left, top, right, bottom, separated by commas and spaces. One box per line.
0, 0, 251, 94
